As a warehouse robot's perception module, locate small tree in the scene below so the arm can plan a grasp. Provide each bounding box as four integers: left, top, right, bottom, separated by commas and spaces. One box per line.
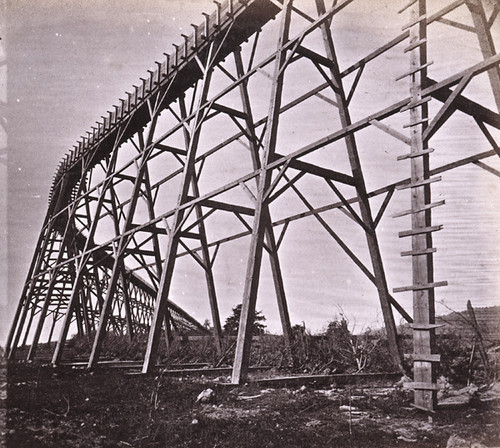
223, 304, 266, 336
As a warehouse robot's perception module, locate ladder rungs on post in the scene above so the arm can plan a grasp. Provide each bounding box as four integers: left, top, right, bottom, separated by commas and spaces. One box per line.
403, 117, 429, 128
396, 176, 441, 190
403, 382, 440, 391
404, 38, 427, 53
401, 247, 437, 257
400, 96, 431, 112
410, 323, 445, 330
402, 13, 428, 31
397, 148, 435, 161
396, 61, 433, 81
393, 280, 448, 293
406, 353, 441, 362
399, 225, 443, 237
392, 200, 445, 218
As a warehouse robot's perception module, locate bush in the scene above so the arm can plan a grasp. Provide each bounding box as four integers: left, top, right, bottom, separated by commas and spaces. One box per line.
62, 318, 488, 385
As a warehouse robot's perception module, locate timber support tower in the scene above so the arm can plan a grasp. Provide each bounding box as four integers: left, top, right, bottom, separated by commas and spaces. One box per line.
6, 0, 500, 413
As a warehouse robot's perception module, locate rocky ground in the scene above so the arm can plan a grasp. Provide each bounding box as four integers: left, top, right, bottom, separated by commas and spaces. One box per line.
3, 363, 500, 447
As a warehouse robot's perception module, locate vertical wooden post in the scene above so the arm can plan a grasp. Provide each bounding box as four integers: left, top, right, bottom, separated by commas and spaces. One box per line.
178, 95, 223, 356
408, 0, 438, 412
142, 48, 215, 373
231, 0, 294, 384
466, 300, 490, 378
120, 272, 135, 342
234, 50, 293, 353
315, 0, 403, 371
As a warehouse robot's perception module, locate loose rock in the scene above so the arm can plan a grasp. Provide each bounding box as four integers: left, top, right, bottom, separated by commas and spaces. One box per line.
196, 388, 215, 404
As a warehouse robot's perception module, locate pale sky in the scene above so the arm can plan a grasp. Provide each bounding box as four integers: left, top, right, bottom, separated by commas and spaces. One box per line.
2, 0, 500, 345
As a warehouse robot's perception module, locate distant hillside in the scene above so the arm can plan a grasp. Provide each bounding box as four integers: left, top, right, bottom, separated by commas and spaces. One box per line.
434, 305, 500, 343
399, 305, 500, 344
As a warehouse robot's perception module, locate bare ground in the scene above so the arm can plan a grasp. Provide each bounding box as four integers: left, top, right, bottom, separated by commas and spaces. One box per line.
4, 363, 500, 448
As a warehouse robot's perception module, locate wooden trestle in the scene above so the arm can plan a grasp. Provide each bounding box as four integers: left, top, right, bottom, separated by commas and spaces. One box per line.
6, 0, 500, 412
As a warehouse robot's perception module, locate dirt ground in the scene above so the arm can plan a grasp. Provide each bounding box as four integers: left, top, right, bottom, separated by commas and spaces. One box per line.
4, 363, 500, 448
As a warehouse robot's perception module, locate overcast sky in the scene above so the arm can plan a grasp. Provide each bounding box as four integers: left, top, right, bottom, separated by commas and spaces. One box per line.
2, 0, 500, 345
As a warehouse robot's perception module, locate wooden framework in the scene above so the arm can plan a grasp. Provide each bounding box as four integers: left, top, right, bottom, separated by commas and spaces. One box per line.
5, 0, 499, 412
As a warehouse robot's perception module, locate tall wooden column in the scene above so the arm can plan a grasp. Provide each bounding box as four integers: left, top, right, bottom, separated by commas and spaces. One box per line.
234, 50, 293, 352
231, 0, 294, 384
142, 46, 216, 373
405, 0, 440, 411
315, 0, 403, 371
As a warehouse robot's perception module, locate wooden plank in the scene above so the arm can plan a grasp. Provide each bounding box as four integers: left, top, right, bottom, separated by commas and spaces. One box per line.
422, 53, 500, 100
180, 232, 201, 240
396, 62, 433, 81
211, 102, 247, 119
279, 155, 356, 186
436, 17, 475, 33
373, 188, 395, 228
404, 38, 427, 53
370, 119, 410, 145
399, 96, 431, 112
393, 281, 448, 293
155, 143, 188, 156
402, 117, 429, 128
399, 225, 443, 238
401, 247, 437, 257
411, 323, 445, 330
427, 0, 466, 24
423, 73, 472, 142
201, 198, 255, 215
296, 45, 335, 68
115, 173, 136, 183
341, 31, 410, 77
402, 13, 427, 31
406, 353, 441, 362
392, 200, 445, 218
428, 78, 500, 130
473, 160, 500, 178
404, 382, 440, 391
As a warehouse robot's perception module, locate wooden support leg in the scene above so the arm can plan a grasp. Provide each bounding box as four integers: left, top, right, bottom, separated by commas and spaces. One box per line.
407, 0, 438, 411
231, 0, 294, 385
315, 0, 403, 372
142, 49, 216, 373
178, 95, 223, 356
234, 50, 293, 354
